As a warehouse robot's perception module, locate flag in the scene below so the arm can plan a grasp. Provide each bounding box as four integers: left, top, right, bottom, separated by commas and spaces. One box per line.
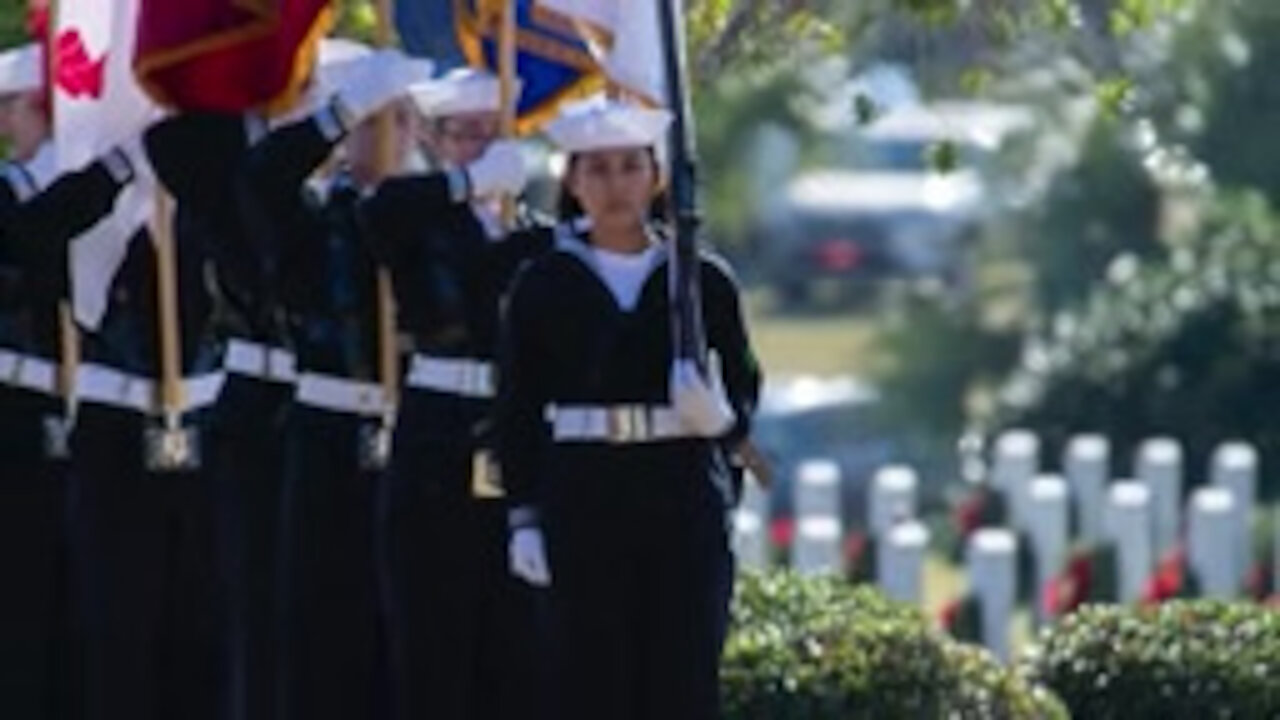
394, 0, 466, 68
48, 0, 160, 329
394, 0, 604, 132
133, 0, 334, 114
533, 0, 666, 106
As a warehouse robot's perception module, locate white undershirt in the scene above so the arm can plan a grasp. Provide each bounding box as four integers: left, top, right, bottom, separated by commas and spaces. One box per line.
590, 245, 660, 311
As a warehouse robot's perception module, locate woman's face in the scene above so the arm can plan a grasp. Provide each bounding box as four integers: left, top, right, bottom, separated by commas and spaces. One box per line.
565, 146, 658, 231
0, 91, 47, 162
347, 99, 418, 173
421, 110, 501, 166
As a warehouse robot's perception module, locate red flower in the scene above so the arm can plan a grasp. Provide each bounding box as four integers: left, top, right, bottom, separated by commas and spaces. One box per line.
1245, 562, 1270, 601
769, 517, 795, 549
1141, 546, 1187, 606
1045, 551, 1096, 616
953, 492, 985, 537
939, 598, 962, 630
844, 531, 868, 564
1044, 575, 1070, 617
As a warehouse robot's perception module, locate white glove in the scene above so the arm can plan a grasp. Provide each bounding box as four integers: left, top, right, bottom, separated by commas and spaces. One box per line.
334, 49, 434, 126
670, 357, 736, 438
465, 140, 527, 199
509, 526, 551, 587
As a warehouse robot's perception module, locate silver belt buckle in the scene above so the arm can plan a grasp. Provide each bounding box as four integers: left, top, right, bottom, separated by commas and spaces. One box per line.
607, 405, 648, 443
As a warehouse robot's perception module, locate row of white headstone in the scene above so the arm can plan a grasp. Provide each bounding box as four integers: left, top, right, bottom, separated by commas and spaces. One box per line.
733, 459, 930, 602
994, 431, 1266, 603
731, 431, 1278, 662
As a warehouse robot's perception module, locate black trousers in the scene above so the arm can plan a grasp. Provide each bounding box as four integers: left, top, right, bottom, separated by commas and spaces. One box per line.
68, 403, 223, 720
276, 403, 383, 720
377, 390, 544, 720
0, 386, 70, 719
207, 375, 293, 720
542, 443, 728, 720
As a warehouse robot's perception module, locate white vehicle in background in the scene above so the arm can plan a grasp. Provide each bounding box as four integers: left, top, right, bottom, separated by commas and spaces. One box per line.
756, 100, 1036, 308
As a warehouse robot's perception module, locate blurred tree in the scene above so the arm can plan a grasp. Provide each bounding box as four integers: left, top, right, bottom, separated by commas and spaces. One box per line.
1028, 119, 1162, 315
992, 192, 1280, 498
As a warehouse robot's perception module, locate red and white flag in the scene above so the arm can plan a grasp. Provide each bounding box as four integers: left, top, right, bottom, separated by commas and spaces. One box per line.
49, 0, 159, 328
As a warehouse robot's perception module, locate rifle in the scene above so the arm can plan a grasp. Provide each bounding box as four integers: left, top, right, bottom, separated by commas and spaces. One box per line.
656, 0, 705, 367
657, 0, 771, 489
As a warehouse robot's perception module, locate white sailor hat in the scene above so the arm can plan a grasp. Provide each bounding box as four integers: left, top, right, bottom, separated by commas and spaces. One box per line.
544, 95, 672, 154
0, 43, 42, 97
410, 67, 517, 117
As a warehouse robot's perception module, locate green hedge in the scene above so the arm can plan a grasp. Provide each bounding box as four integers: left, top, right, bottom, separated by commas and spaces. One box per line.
1022, 601, 1280, 719
723, 572, 1066, 719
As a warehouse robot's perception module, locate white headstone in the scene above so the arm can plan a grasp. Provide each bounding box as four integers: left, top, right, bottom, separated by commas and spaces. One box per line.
966, 528, 1018, 662
1211, 441, 1258, 592
1106, 481, 1154, 603
794, 459, 842, 521
992, 430, 1040, 532
1064, 434, 1110, 544
870, 466, 919, 538
1028, 475, 1070, 626
733, 475, 770, 571
1187, 486, 1237, 599
877, 520, 929, 604
792, 516, 842, 575
1136, 438, 1183, 560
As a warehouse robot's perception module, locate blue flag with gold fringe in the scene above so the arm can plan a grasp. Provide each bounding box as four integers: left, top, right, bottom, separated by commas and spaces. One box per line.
394, 0, 603, 132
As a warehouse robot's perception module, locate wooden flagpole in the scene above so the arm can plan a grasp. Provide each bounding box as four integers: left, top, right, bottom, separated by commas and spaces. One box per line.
152, 188, 184, 427
373, 0, 400, 423
498, 0, 517, 226
43, 0, 80, 416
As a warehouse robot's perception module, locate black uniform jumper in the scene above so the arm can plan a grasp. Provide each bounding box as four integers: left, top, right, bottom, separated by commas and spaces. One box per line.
0, 153, 130, 719
497, 225, 761, 720
148, 113, 297, 720
361, 172, 552, 720
68, 206, 224, 718
238, 111, 387, 720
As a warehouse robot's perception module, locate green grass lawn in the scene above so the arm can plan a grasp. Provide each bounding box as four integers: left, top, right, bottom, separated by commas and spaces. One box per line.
743, 295, 885, 377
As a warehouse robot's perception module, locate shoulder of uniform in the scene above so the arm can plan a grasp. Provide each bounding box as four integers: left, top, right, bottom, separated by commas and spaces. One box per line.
508, 220, 556, 251
697, 245, 743, 290
0, 161, 35, 202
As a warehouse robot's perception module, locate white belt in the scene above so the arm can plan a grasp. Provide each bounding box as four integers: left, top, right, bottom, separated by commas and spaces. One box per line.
15, 357, 59, 396
406, 355, 495, 399
548, 404, 688, 444
223, 339, 297, 384
77, 363, 226, 415
295, 373, 386, 417
0, 349, 18, 383
0, 351, 59, 396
